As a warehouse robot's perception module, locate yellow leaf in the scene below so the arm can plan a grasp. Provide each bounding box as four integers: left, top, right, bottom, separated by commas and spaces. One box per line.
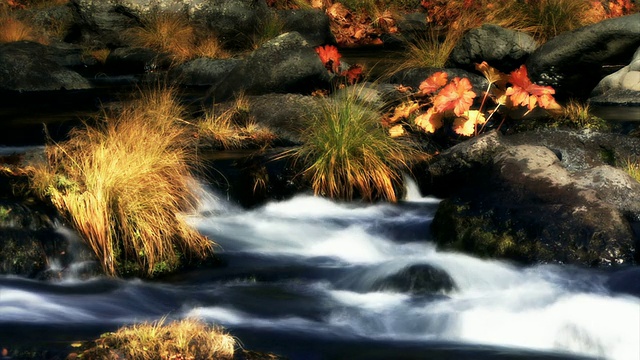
475, 61, 508, 87
414, 108, 443, 133
389, 101, 420, 123
70, 342, 83, 348
466, 110, 487, 125
389, 124, 405, 137
453, 116, 476, 136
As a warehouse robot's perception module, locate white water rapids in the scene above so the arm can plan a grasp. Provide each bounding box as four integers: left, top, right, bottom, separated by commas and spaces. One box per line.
1, 182, 639, 359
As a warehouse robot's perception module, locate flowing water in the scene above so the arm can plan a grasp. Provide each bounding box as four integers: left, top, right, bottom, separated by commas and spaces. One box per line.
1, 182, 639, 359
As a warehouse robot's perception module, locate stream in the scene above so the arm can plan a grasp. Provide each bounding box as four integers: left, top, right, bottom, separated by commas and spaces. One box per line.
1, 182, 639, 359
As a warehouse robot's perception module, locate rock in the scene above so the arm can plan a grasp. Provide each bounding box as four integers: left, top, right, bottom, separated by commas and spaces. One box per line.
169, 58, 241, 86
193, 0, 270, 49
207, 32, 331, 102
277, 9, 334, 47
22, 3, 76, 43
372, 264, 456, 295
447, 24, 537, 74
428, 130, 640, 267
589, 46, 640, 106
0, 41, 91, 92
526, 13, 640, 100
68, 0, 138, 47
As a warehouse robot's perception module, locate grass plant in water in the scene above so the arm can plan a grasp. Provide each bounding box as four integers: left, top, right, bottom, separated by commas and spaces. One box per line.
83, 318, 235, 360
291, 86, 417, 202
30, 86, 212, 277
551, 99, 608, 130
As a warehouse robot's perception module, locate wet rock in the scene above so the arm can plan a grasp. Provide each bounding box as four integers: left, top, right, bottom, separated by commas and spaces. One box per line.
373, 264, 456, 295
526, 13, 640, 100
590, 46, 640, 106
447, 24, 537, 74
105, 46, 172, 75
0, 41, 91, 92
428, 130, 640, 266
207, 32, 331, 102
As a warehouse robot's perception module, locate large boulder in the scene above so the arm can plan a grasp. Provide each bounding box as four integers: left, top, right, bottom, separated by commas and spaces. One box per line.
207, 32, 331, 102
169, 58, 241, 86
428, 130, 640, 267
447, 24, 537, 74
193, 0, 270, 49
526, 13, 640, 100
0, 41, 91, 92
277, 9, 334, 47
589, 46, 640, 106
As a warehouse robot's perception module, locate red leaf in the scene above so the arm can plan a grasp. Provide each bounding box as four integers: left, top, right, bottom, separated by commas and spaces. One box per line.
433, 77, 476, 116
343, 64, 363, 85
315, 45, 342, 73
418, 72, 448, 95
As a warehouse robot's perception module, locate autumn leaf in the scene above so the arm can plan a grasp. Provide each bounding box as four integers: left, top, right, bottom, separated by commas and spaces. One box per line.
452, 116, 475, 136
388, 101, 420, 123
395, 84, 412, 93
414, 108, 444, 133
506, 65, 559, 111
433, 77, 476, 116
389, 124, 405, 137
315, 44, 341, 73
418, 71, 448, 96
343, 64, 363, 85
475, 61, 507, 88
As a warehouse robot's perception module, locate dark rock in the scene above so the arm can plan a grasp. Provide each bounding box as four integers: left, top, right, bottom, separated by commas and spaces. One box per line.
526, 13, 640, 100
22, 3, 76, 43
207, 32, 331, 102
169, 58, 241, 86
193, 0, 270, 50
372, 264, 456, 295
0, 41, 91, 92
68, 0, 138, 47
278, 9, 334, 47
590, 46, 640, 106
105, 47, 172, 75
447, 24, 537, 74
428, 130, 640, 267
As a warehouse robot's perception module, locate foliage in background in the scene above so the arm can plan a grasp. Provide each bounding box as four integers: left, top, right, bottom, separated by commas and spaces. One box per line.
81, 318, 235, 360
30, 86, 212, 277
288, 85, 418, 202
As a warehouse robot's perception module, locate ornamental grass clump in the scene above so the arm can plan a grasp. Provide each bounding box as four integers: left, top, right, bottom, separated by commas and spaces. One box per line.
291, 86, 417, 202
84, 318, 236, 360
30, 87, 212, 277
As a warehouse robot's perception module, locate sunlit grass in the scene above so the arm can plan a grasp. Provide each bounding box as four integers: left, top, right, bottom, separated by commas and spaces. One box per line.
84, 318, 236, 360
521, 0, 593, 42
551, 99, 608, 130
623, 158, 640, 183
395, 27, 460, 73
289, 86, 418, 202
30, 86, 212, 277
0, 14, 39, 43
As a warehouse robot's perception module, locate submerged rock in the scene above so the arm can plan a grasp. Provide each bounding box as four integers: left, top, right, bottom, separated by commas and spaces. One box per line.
372, 264, 456, 295
590, 46, 640, 106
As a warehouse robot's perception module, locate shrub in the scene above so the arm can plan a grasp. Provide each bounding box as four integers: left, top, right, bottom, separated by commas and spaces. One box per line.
83, 318, 236, 360
290, 86, 417, 202
30, 86, 212, 277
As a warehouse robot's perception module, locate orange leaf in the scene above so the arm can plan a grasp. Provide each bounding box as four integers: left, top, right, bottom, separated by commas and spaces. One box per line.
343, 64, 363, 85
507, 65, 558, 111
433, 77, 476, 116
414, 108, 443, 133
419, 72, 448, 95
315, 44, 341, 73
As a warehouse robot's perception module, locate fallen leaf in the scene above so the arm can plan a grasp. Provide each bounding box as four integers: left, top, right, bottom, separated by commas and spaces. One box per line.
343, 64, 363, 85
315, 44, 341, 73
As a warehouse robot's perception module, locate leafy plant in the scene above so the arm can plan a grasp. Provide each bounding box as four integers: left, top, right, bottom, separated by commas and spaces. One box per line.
386, 62, 560, 137
288, 85, 418, 202
82, 318, 235, 360
30, 86, 212, 277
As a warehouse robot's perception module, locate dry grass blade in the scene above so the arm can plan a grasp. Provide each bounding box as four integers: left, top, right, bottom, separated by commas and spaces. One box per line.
0, 16, 39, 43
30, 86, 212, 276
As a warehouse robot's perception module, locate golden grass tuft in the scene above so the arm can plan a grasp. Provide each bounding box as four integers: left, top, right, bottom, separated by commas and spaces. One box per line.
198, 95, 276, 149
125, 10, 229, 63
552, 99, 608, 130
0, 15, 39, 43
623, 158, 640, 183
251, 13, 286, 50
30, 86, 212, 277
289, 86, 418, 202
85, 318, 236, 360
394, 27, 461, 74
